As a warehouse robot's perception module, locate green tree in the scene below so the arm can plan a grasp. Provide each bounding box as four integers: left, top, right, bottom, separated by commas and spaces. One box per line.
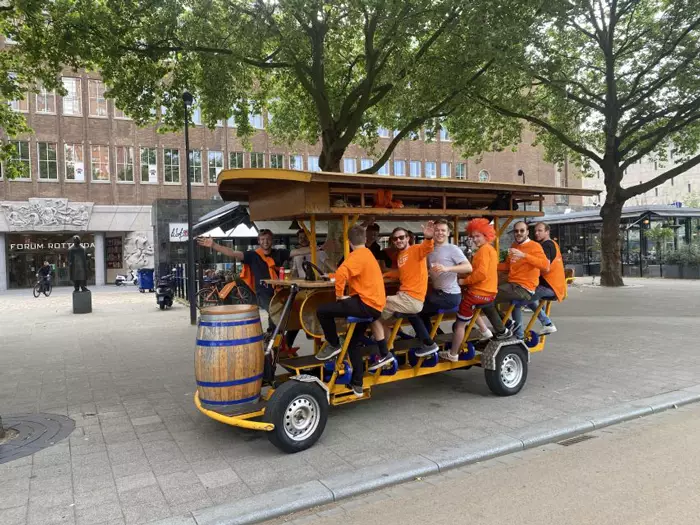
684, 192, 700, 208
452, 0, 700, 286
644, 224, 674, 261
12, 0, 537, 173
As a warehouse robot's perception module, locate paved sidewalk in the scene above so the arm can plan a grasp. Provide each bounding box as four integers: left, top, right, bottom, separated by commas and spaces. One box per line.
1, 279, 700, 525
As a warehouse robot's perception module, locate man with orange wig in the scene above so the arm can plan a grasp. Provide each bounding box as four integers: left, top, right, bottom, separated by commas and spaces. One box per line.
440, 219, 511, 362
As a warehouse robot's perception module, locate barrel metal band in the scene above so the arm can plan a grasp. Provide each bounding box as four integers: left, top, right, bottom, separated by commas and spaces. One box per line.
199, 394, 260, 406
196, 334, 265, 347
196, 374, 263, 388
199, 319, 259, 328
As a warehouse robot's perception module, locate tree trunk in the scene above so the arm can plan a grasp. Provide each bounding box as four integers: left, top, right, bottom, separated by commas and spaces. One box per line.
319, 148, 342, 173
600, 200, 625, 286
0, 415, 5, 439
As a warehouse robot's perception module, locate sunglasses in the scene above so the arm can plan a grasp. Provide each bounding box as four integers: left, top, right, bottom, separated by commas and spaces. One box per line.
392, 234, 407, 241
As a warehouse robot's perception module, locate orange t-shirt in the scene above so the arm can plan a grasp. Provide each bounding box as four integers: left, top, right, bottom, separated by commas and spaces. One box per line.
385, 239, 434, 302
334, 246, 387, 312
463, 243, 498, 296
498, 239, 550, 293
542, 240, 566, 301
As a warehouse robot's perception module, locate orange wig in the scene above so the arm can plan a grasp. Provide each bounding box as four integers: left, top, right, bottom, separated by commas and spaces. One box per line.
466, 218, 496, 243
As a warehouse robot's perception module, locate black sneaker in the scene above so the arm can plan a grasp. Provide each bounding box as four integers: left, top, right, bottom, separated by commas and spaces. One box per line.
368, 352, 395, 371
494, 328, 513, 341
350, 384, 363, 397
315, 344, 341, 361
414, 342, 439, 357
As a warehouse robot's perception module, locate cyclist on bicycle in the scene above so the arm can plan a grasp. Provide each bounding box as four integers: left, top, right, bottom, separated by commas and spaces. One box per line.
37, 261, 52, 292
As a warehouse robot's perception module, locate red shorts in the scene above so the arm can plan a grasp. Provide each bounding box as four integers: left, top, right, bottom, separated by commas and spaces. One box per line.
457, 292, 496, 321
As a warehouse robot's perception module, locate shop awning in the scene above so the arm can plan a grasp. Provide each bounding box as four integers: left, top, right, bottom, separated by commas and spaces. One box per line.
539, 205, 700, 226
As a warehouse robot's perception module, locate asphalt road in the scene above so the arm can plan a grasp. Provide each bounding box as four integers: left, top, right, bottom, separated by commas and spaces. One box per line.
269, 402, 700, 525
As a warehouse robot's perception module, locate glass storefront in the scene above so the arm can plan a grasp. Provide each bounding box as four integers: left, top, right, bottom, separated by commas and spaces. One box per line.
6, 233, 96, 288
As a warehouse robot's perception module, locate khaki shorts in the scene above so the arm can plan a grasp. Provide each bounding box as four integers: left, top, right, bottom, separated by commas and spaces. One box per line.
380, 291, 424, 320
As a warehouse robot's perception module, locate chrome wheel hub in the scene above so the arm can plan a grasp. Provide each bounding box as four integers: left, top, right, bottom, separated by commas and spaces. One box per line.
500, 353, 524, 388
283, 395, 320, 441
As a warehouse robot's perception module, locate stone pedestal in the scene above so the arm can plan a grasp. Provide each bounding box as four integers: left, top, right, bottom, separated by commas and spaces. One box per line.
73, 291, 92, 314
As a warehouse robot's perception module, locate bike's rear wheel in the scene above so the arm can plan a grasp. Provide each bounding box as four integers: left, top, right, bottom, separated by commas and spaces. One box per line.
33, 283, 41, 298
43, 284, 52, 297
196, 288, 220, 310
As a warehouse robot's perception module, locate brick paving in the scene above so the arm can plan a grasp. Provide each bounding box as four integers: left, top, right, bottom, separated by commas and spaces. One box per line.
1, 279, 700, 525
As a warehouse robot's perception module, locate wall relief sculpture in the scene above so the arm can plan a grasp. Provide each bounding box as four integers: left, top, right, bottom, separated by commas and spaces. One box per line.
1, 199, 93, 232
124, 231, 155, 269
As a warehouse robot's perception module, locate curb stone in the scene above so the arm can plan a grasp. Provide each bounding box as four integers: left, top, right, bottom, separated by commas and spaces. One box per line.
161, 386, 700, 525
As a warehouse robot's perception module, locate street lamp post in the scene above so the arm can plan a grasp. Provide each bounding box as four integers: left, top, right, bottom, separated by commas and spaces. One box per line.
517, 169, 526, 212
183, 91, 197, 325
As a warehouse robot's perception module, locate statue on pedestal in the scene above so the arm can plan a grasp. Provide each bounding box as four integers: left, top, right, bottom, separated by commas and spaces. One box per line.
68, 235, 89, 292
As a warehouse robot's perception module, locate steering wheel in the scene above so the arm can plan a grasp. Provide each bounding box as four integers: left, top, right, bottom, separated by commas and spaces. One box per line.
301, 261, 328, 282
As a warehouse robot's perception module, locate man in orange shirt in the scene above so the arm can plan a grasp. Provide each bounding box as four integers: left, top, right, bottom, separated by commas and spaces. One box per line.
370, 222, 435, 371
511, 222, 566, 338
497, 221, 550, 338
315, 226, 387, 397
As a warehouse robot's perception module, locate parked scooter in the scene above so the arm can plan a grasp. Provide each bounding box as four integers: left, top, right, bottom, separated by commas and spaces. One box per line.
155, 272, 175, 310
115, 270, 138, 286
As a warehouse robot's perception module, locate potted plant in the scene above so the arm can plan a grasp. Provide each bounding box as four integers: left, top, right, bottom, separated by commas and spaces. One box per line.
664, 245, 700, 279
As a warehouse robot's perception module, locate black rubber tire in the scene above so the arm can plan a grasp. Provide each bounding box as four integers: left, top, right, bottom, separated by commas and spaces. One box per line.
115, 280, 122, 286
43, 284, 52, 297
264, 381, 329, 454
33, 284, 41, 298
159, 303, 166, 310
484, 345, 528, 396
196, 289, 220, 310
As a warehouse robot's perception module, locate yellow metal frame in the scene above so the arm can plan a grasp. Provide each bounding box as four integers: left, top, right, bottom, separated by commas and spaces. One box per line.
193, 391, 274, 431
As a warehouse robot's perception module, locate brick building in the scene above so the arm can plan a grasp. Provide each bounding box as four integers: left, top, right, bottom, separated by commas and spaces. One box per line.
1, 71, 581, 290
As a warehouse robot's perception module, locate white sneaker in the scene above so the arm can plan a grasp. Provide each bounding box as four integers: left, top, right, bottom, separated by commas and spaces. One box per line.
540, 324, 557, 335
438, 351, 459, 362
477, 328, 493, 342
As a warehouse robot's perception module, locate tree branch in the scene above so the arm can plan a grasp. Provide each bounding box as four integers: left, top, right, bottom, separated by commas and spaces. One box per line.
530, 74, 606, 111
622, 151, 700, 199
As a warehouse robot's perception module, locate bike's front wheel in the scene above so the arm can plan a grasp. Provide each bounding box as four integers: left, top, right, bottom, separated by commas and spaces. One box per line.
33, 283, 41, 298
196, 288, 220, 310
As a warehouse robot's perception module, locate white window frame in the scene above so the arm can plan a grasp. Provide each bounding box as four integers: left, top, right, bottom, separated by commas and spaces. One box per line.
249, 112, 264, 129
440, 128, 451, 141
115, 146, 134, 183
229, 151, 244, 168
37, 142, 58, 181
10, 141, 32, 180
440, 162, 451, 178
270, 153, 284, 169
308, 156, 320, 172
456, 163, 467, 180
425, 161, 437, 179
140, 147, 158, 184
377, 162, 389, 176
393, 160, 406, 177
289, 154, 303, 170
88, 79, 108, 118
164, 148, 181, 184
409, 160, 421, 178
378, 127, 390, 138
208, 150, 224, 183
192, 107, 202, 126
62, 77, 82, 116
189, 149, 203, 184
90, 145, 111, 182
478, 169, 490, 183
113, 105, 130, 120
65, 143, 85, 182
250, 152, 265, 168
343, 158, 357, 174
360, 158, 372, 171
9, 94, 29, 113
35, 86, 56, 114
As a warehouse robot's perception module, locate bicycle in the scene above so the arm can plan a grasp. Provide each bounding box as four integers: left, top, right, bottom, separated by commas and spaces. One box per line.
33, 275, 53, 298
196, 277, 254, 309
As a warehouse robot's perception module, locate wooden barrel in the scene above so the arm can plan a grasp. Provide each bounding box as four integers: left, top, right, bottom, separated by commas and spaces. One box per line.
195, 305, 264, 413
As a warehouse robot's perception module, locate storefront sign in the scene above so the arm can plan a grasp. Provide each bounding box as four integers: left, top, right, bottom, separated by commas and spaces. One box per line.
9, 242, 96, 251
169, 223, 189, 242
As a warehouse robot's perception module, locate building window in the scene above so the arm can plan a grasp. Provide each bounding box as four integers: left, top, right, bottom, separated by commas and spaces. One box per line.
215, 119, 224, 127
394, 160, 406, 176
425, 161, 437, 179
37, 142, 58, 180
250, 152, 265, 168
270, 154, 284, 169
10, 94, 29, 112
360, 158, 372, 171
164, 148, 180, 183
208, 150, 224, 183
189, 149, 202, 183
192, 107, 202, 126
343, 158, 357, 174
229, 151, 244, 168
377, 162, 389, 176
35, 86, 56, 114
90, 145, 110, 181
249, 112, 264, 129
689, 183, 692, 194
409, 130, 420, 140
65, 143, 85, 181
308, 156, 320, 172
9, 140, 31, 179
114, 105, 129, 119
455, 163, 467, 180
478, 169, 490, 182
140, 147, 157, 183
115, 146, 134, 182
289, 154, 303, 170
227, 115, 236, 128
440, 128, 450, 141
440, 162, 451, 178
409, 160, 421, 178
62, 77, 82, 116
671, 177, 674, 186
378, 127, 390, 138
88, 80, 108, 117
655, 188, 658, 197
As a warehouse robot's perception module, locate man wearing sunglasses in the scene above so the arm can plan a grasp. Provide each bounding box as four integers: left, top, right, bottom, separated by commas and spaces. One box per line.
369, 222, 435, 370
497, 221, 550, 337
